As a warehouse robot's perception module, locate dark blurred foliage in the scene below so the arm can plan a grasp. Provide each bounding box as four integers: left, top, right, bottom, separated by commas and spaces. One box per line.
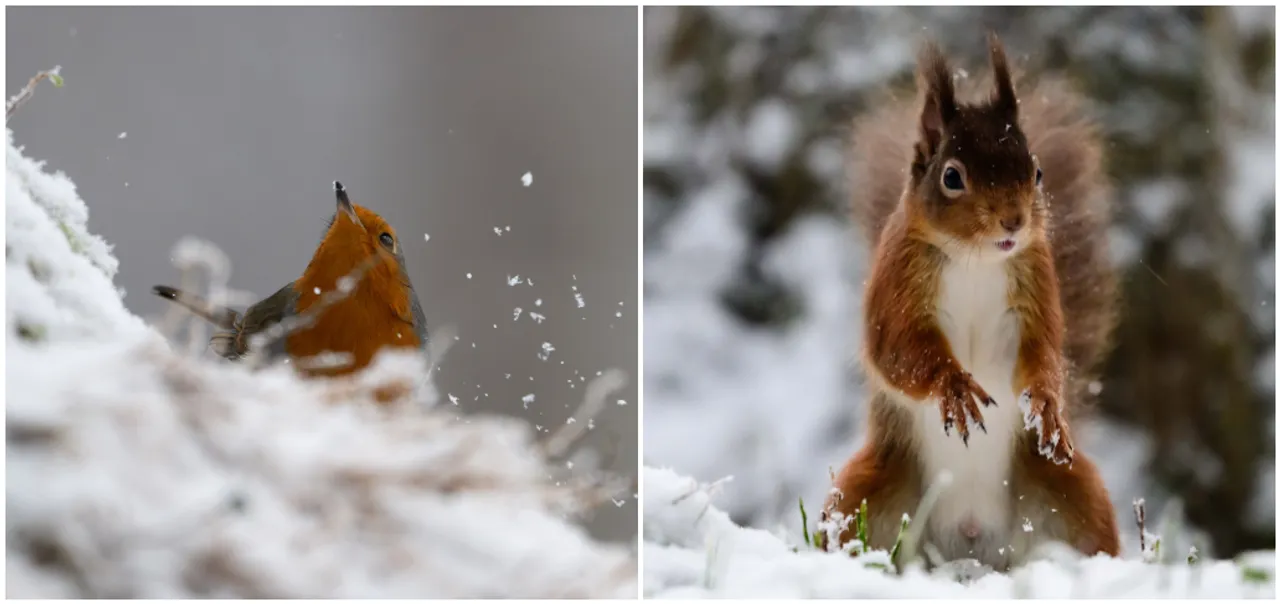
644, 6, 1274, 557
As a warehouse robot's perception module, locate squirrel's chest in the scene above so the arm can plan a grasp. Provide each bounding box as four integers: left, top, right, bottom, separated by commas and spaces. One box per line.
911, 259, 1023, 547
934, 260, 1020, 376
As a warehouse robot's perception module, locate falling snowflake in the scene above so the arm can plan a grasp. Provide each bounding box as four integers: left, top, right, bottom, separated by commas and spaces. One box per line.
521, 171, 533, 187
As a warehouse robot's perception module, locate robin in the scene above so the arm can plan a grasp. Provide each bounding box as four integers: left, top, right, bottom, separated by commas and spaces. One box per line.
153, 181, 427, 377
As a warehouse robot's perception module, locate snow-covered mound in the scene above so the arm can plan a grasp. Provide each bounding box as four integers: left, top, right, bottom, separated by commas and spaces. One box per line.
643, 466, 1275, 598
4, 129, 637, 598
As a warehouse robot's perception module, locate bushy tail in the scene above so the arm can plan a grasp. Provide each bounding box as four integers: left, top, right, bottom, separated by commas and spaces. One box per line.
1017, 77, 1118, 390
848, 70, 1118, 396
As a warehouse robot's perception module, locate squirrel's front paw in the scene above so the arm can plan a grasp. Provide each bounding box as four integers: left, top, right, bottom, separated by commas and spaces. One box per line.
935, 368, 996, 446
1018, 387, 1075, 465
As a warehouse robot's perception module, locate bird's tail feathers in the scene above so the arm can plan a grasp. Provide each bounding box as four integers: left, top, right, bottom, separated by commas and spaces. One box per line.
152, 285, 239, 329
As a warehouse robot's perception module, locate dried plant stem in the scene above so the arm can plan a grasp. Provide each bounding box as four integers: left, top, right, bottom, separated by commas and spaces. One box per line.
540, 368, 628, 459
6, 67, 62, 121
1134, 498, 1147, 555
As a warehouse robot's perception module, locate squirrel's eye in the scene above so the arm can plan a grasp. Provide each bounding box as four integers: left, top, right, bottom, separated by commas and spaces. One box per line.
379, 232, 395, 248
942, 166, 964, 192
1035, 167, 1043, 186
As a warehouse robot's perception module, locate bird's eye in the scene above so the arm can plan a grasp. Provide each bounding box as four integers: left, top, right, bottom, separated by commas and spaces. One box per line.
941, 162, 965, 196
1035, 167, 1043, 186
379, 232, 395, 249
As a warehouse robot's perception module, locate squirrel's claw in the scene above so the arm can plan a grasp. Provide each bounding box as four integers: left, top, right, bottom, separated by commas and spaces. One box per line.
937, 369, 991, 447
1021, 387, 1076, 465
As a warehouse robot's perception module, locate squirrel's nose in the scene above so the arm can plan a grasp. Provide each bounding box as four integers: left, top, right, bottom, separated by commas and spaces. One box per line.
1000, 214, 1025, 233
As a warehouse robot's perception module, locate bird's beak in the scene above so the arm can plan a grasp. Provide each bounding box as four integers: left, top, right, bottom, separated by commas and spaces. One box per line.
333, 180, 364, 228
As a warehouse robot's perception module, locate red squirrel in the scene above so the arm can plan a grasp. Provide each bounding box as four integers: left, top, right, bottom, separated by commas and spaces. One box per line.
822, 34, 1120, 570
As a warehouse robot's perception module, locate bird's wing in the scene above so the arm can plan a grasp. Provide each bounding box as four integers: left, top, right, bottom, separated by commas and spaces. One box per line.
237, 282, 299, 360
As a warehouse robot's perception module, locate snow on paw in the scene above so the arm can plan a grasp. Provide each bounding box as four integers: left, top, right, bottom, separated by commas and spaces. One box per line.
1018, 387, 1074, 465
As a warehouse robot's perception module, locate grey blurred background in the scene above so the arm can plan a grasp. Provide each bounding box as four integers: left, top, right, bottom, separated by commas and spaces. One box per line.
644, 6, 1273, 559
7, 6, 638, 542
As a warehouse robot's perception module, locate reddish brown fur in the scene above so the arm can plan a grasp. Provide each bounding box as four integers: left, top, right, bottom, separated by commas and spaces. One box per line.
828, 408, 1120, 564
828, 34, 1119, 567
1014, 439, 1120, 557
1009, 237, 1074, 461
848, 40, 1117, 400
289, 204, 420, 377
822, 393, 923, 551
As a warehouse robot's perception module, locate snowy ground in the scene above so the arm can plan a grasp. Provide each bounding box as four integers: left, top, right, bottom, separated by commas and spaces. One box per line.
5, 127, 637, 598
643, 467, 1276, 598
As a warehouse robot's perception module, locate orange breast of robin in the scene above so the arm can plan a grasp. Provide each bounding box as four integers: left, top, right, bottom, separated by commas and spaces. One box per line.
287, 263, 421, 378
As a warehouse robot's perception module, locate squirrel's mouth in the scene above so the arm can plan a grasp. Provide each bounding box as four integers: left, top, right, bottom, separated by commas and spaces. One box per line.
995, 239, 1016, 252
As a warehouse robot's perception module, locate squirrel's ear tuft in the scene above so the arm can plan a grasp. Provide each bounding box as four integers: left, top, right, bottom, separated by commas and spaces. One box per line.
987, 32, 1017, 119
916, 40, 956, 163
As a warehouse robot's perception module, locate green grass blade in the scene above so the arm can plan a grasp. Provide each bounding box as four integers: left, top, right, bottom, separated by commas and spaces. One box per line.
799, 497, 811, 547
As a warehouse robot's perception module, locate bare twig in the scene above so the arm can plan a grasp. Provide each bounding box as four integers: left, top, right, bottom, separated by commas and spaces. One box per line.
1134, 498, 1147, 556
6, 66, 62, 121
167, 238, 236, 356
540, 368, 628, 459
672, 475, 734, 505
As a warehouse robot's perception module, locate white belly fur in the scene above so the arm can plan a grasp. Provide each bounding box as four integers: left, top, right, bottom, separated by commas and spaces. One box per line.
909, 253, 1022, 562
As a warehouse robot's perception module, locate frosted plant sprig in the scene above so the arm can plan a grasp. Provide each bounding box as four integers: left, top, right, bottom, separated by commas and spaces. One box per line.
6, 66, 63, 121
541, 369, 628, 459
